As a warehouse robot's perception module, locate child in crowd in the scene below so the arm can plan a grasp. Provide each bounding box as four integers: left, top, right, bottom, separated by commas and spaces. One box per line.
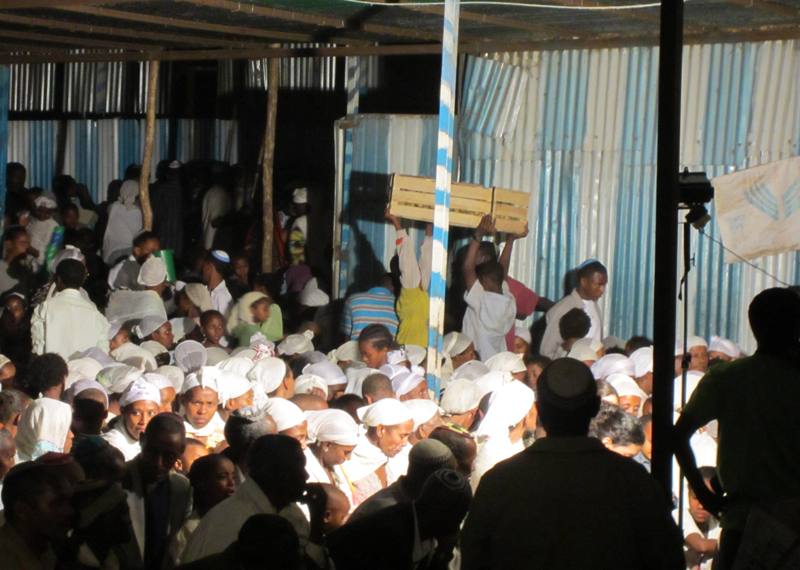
228, 292, 283, 348
558, 308, 592, 355
684, 467, 721, 570
201, 310, 229, 351
357, 324, 398, 369
27, 194, 60, 265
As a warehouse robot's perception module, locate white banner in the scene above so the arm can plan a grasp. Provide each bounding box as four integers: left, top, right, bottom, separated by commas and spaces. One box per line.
714, 157, 800, 262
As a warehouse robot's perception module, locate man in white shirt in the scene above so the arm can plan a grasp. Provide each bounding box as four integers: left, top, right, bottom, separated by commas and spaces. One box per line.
540, 260, 607, 359
31, 258, 110, 360
202, 250, 233, 317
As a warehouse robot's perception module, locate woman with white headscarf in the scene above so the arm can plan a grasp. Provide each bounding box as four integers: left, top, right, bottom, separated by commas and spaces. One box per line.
306, 409, 360, 509
471, 380, 537, 491
102, 180, 143, 264
16, 398, 74, 461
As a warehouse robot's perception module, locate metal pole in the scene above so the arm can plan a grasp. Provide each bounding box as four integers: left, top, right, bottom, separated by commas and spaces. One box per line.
426, 0, 460, 398
652, 0, 684, 494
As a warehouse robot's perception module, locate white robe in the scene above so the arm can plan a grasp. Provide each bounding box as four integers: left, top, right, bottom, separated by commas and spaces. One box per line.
105, 290, 168, 324
470, 436, 524, 492
304, 448, 355, 512
102, 202, 143, 264
28, 218, 59, 265
183, 412, 226, 450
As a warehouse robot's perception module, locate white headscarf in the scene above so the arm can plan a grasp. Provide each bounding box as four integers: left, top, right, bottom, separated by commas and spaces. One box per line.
143, 372, 174, 391
111, 342, 157, 372
475, 380, 535, 439
303, 360, 346, 387
226, 291, 268, 334
140, 340, 168, 357
485, 351, 526, 375
404, 399, 441, 430
709, 336, 740, 359
474, 371, 509, 399
16, 398, 73, 461
514, 326, 532, 345
216, 371, 253, 407
306, 409, 359, 446
299, 278, 329, 307
67, 379, 109, 408
343, 365, 380, 397
567, 338, 602, 361
440, 379, 483, 415
264, 398, 306, 432
247, 357, 287, 395
357, 399, 413, 427
328, 340, 360, 364
295, 374, 328, 399
156, 365, 185, 391
630, 347, 654, 378
443, 332, 473, 357
67, 357, 103, 383
206, 347, 229, 367
175, 340, 208, 374
591, 354, 635, 380
675, 336, 709, 355
404, 345, 427, 367
185, 283, 214, 313
181, 366, 221, 395
217, 356, 256, 378
119, 179, 139, 208
606, 374, 647, 400
391, 368, 427, 397
137, 257, 167, 288
119, 377, 162, 408
452, 360, 489, 381
97, 364, 142, 395
277, 331, 315, 356
135, 315, 168, 339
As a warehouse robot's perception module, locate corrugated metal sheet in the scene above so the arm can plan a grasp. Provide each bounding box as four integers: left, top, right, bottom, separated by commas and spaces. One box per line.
245, 54, 379, 92
335, 39, 800, 353
7, 118, 238, 202
8, 62, 56, 112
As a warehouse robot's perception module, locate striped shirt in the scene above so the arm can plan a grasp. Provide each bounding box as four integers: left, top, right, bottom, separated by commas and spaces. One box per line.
343, 287, 399, 339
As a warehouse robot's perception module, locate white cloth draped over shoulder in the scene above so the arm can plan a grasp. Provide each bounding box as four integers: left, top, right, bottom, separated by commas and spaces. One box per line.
103, 182, 143, 264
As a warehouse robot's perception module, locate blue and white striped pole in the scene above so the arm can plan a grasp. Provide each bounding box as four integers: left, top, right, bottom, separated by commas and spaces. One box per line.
427, 0, 460, 400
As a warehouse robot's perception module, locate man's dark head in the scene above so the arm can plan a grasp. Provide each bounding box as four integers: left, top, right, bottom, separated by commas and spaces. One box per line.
415, 469, 472, 539
576, 261, 607, 301
71, 436, 126, 483
224, 407, 277, 465
236, 514, 300, 570
475, 242, 498, 266
140, 413, 186, 482
429, 425, 478, 477
536, 358, 600, 437
25, 353, 68, 399
7, 162, 26, 189
625, 335, 653, 355
132, 231, 160, 263
476, 261, 505, 293
56, 259, 87, 291
749, 288, 800, 349
246, 435, 307, 507
589, 402, 645, 458
405, 439, 457, 497
361, 373, 394, 403
559, 308, 591, 341
2, 462, 75, 539
329, 394, 366, 423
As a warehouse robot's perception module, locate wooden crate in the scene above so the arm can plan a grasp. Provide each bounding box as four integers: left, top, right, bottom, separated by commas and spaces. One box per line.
388, 174, 528, 234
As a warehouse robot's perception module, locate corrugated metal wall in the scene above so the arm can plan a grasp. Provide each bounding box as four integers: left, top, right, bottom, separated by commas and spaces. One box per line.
7, 118, 238, 202
335, 40, 800, 353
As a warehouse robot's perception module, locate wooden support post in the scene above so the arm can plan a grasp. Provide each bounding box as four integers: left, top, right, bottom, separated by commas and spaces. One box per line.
261, 57, 279, 273
139, 59, 158, 231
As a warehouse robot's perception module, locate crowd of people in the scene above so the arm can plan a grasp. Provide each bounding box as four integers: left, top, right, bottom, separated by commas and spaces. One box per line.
0, 159, 798, 570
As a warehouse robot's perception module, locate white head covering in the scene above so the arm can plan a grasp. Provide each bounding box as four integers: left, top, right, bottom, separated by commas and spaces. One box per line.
630, 347, 654, 378
277, 330, 315, 356
344, 365, 380, 397
306, 409, 359, 446
602, 336, 626, 351
97, 364, 142, 395
16, 398, 73, 461
180, 366, 220, 395
303, 360, 346, 387
68, 379, 109, 408
474, 371, 508, 398
452, 360, 489, 381
216, 371, 253, 407
294, 374, 328, 399
217, 356, 255, 378
405, 345, 427, 367
674, 370, 705, 412
293, 187, 308, 204
378, 363, 407, 381
590, 354, 635, 380
34, 193, 57, 209
135, 315, 168, 339
247, 357, 287, 395
485, 351, 526, 375
328, 340, 361, 364
0, 354, 10, 371
391, 368, 427, 397
205, 347, 229, 367
514, 326, 531, 345
52, 245, 85, 271
567, 338, 602, 362
386, 349, 407, 366
108, 319, 125, 341
78, 347, 116, 367
140, 340, 168, 357
143, 372, 173, 391
119, 377, 162, 408
67, 357, 103, 383
440, 379, 483, 415
185, 283, 214, 313
137, 256, 168, 287
111, 342, 157, 372
442, 332, 473, 357
404, 399, 441, 430
357, 398, 413, 427
675, 336, 709, 355
119, 180, 139, 208
606, 374, 647, 400
156, 365, 185, 391
264, 398, 306, 432
175, 340, 208, 373
299, 278, 329, 307
475, 381, 535, 439
708, 336, 740, 359
169, 317, 195, 343
226, 291, 268, 334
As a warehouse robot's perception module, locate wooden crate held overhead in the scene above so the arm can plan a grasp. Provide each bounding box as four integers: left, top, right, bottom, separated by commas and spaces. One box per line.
388, 174, 528, 234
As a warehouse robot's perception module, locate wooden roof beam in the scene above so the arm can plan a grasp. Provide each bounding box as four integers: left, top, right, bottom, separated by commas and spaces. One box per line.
725, 0, 800, 19
0, 0, 142, 8
0, 27, 149, 50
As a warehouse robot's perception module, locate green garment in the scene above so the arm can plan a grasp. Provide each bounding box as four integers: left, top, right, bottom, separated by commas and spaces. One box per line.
233, 304, 283, 347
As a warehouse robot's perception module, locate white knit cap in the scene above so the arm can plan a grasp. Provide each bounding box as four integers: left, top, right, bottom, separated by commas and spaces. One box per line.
140, 340, 168, 357
404, 399, 441, 431
292, 187, 308, 204
137, 256, 168, 287
306, 409, 359, 446
442, 332, 473, 357
67, 357, 103, 383
514, 326, 532, 345
590, 354, 635, 380
294, 374, 329, 399
110, 342, 157, 372
452, 360, 489, 382
217, 356, 255, 378
216, 371, 253, 407
440, 379, 483, 415
485, 351, 526, 374
474, 371, 509, 398
156, 365, 185, 391
143, 372, 173, 391
264, 398, 306, 431
344, 365, 380, 397
328, 340, 361, 364
708, 336, 740, 358
299, 278, 329, 307
119, 377, 162, 408
357, 398, 413, 427
247, 357, 287, 395
675, 336, 709, 356
391, 368, 427, 397
135, 315, 168, 339
97, 365, 142, 395
476, 380, 535, 438
606, 374, 647, 400
180, 366, 220, 395
277, 331, 315, 356
174, 340, 208, 373
405, 345, 427, 367
303, 360, 346, 387
630, 347, 654, 378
